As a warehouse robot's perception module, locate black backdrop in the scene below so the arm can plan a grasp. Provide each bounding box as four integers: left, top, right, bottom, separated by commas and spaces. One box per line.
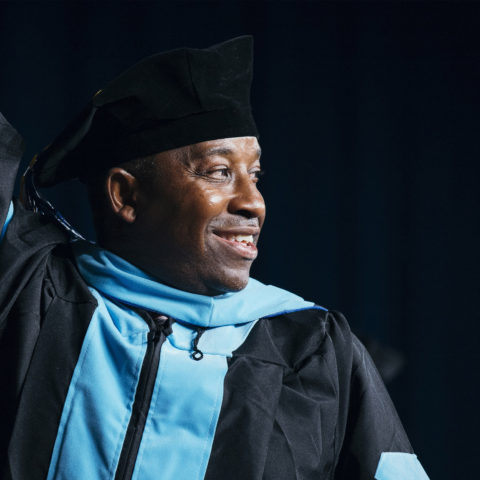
1, 2, 479, 479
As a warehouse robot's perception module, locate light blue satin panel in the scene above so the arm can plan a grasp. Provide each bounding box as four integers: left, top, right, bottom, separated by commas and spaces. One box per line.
375, 452, 430, 480
47, 290, 149, 480
131, 320, 258, 480
0, 201, 13, 242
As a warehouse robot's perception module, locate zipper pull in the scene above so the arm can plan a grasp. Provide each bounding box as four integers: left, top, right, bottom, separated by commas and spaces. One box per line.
149, 315, 173, 342
191, 326, 207, 361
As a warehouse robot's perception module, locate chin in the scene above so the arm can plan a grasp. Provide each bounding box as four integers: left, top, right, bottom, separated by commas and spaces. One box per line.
207, 270, 250, 295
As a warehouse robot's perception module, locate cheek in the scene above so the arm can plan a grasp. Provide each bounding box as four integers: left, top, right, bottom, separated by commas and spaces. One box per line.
181, 185, 227, 217
201, 192, 226, 212
182, 191, 229, 250
144, 186, 229, 240
169, 190, 226, 237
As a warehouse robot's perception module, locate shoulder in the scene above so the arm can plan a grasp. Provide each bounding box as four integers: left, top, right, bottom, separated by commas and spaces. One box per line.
234, 306, 356, 373
45, 243, 97, 305
1, 199, 94, 304
2, 198, 68, 249
0, 199, 93, 302
0, 208, 95, 319
0, 200, 71, 315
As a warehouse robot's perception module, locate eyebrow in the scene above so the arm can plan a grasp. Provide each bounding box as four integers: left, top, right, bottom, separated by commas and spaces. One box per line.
192, 146, 262, 160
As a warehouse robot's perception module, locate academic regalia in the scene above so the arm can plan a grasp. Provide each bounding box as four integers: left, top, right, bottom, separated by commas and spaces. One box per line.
0, 111, 429, 480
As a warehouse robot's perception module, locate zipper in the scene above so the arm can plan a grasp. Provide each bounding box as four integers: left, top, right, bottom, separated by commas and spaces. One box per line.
114, 310, 174, 480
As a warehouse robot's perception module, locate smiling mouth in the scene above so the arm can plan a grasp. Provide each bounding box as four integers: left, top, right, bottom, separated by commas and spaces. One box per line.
220, 233, 254, 244
213, 231, 259, 260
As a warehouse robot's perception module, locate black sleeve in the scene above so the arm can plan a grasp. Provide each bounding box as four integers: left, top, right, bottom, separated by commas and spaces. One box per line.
0, 112, 24, 229
328, 312, 414, 480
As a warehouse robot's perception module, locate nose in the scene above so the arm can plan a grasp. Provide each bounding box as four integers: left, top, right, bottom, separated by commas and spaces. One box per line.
228, 175, 266, 221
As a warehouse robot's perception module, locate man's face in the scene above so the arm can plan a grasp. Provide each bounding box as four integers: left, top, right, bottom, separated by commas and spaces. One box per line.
131, 136, 265, 296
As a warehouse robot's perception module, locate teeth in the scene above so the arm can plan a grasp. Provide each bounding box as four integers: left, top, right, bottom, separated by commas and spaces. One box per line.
227, 234, 254, 244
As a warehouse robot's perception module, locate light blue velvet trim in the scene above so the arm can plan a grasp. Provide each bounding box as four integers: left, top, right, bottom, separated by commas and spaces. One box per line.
72, 240, 317, 326
375, 452, 430, 480
49, 240, 323, 478
47, 288, 259, 479
0, 201, 13, 242
47, 290, 149, 479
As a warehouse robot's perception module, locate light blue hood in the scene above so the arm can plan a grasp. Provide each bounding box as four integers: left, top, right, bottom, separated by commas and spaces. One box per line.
72, 240, 319, 327
48, 240, 324, 480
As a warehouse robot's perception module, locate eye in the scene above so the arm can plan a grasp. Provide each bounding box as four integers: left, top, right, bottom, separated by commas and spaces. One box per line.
250, 168, 265, 183
206, 167, 230, 180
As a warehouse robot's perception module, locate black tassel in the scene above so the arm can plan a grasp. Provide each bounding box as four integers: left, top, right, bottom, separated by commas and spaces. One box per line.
21, 161, 85, 240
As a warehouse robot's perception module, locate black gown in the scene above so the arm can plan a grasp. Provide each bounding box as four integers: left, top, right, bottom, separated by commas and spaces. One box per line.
0, 113, 426, 479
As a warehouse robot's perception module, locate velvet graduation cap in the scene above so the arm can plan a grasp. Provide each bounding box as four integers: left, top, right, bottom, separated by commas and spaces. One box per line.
32, 35, 258, 188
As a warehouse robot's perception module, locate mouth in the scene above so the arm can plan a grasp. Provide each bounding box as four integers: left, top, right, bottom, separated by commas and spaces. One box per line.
212, 228, 259, 260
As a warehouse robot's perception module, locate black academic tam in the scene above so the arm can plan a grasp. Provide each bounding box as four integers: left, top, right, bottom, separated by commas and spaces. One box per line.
33, 36, 258, 188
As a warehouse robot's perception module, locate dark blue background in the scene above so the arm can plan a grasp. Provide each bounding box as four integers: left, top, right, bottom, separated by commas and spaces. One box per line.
1, 2, 479, 478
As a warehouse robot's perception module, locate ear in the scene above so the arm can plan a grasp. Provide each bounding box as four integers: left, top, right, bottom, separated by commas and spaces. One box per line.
105, 168, 139, 223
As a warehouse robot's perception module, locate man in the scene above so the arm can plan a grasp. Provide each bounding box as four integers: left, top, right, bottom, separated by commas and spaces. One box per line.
0, 36, 429, 479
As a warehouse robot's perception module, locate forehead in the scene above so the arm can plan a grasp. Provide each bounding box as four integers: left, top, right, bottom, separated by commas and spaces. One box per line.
187, 136, 261, 160
148, 136, 261, 177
